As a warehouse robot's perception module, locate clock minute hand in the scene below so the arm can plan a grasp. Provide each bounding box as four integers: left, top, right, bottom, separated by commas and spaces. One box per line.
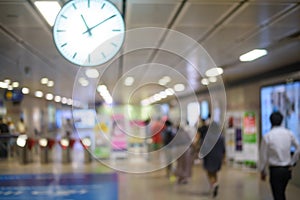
83, 14, 116, 35
81, 14, 92, 36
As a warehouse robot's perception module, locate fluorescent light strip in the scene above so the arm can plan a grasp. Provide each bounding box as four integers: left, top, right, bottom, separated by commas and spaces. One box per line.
239, 49, 268, 62
34, 1, 61, 26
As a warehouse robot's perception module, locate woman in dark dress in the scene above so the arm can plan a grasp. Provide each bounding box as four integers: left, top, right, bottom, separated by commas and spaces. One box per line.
199, 120, 225, 198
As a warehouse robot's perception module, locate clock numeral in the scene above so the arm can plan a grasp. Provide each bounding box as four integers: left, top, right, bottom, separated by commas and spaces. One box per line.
73, 52, 77, 59
101, 3, 106, 9
88, 54, 91, 63
57, 30, 66, 32
72, 3, 77, 10
61, 15, 67, 19
111, 42, 117, 48
101, 52, 106, 59
61, 43, 67, 47
112, 29, 121, 32
88, 0, 90, 8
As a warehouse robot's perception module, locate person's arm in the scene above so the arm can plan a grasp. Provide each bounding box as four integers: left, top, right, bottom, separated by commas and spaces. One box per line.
259, 136, 268, 181
290, 133, 300, 166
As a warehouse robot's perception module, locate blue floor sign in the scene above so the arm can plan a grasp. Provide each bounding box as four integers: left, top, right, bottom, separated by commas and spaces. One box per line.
0, 173, 118, 200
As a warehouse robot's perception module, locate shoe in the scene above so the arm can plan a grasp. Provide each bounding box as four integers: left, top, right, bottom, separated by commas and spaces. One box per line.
212, 184, 219, 198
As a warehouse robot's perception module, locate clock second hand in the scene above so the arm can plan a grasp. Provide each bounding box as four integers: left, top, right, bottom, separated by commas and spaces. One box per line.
81, 14, 92, 36
82, 14, 116, 35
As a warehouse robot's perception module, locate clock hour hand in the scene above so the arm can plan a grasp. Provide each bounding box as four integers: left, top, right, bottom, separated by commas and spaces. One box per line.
82, 14, 116, 35
81, 14, 92, 36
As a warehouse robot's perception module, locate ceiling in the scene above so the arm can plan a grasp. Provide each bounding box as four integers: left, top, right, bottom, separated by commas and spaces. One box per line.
0, 0, 299, 105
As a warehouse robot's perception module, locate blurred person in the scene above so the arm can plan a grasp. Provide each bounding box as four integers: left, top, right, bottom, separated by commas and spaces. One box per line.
201, 118, 225, 198
0, 117, 9, 158
162, 120, 175, 178
17, 117, 27, 135
0, 117, 9, 134
64, 118, 74, 138
260, 111, 300, 200
7, 117, 16, 134
150, 118, 164, 151
174, 125, 194, 184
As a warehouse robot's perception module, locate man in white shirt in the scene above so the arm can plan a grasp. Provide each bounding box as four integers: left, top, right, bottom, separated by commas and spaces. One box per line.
260, 111, 300, 200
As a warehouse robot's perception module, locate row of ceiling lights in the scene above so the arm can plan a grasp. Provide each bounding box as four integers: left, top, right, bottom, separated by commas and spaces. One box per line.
0, 78, 80, 107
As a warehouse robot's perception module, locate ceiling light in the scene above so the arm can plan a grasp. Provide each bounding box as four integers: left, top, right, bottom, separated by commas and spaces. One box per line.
34, 1, 61, 26
162, 76, 171, 83
205, 67, 223, 77
165, 88, 175, 96
201, 78, 209, 85
67, 98, 73, 105
61, 97, 67, 104
22, 87, 30, 94
154, 94, 162, 101
159, 91, 167, 98
47, 80, 54, 87
159, 76, 171, 85
174, 84, 185, 92
12, 82, 19, 87
79, 77, 89, 87
4, 79, 11, 84
41, 77, 48, 84
85, 68, 99, 78
35, 91, 43, 98
208, 77, 217, 83
0, 82, 8, 88
54, 95, 61, 102
97, 85, 107, 93
141, 99, 150, 106
45, 93, 54, 100
124, 77, 134, 86
239, 49, 268, 62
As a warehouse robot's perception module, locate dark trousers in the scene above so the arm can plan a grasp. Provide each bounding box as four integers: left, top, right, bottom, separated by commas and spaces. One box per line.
269, 166, 292, 200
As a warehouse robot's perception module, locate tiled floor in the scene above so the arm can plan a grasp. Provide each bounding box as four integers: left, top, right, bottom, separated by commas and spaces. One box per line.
1, 147, 300, 200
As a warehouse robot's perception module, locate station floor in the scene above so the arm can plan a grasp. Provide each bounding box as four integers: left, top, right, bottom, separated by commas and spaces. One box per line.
1, 148, 300, 200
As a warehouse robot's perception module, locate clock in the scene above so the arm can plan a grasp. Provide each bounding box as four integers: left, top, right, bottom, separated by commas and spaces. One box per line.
53, 0, 125, 67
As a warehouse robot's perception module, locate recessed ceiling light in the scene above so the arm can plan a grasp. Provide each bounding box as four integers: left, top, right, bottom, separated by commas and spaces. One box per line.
208, 76, 217, 83
205, 67, 223, 77
239, 49, 268, 62
35, 91, 43, 98
54, 95, 61, 102
47, 80, 54, 87
45, 93, 54, 100
159, 76, 171, 85
41, 77, 48, 84
124, 77, 134, 86
12, 82, 19, 87
34, 1, 61, 26
61, 97, 67, 104
4, 79, 11, 84
201, 78, 209, 85
85, 68, 99, 78
174, 83, 185, 92
79, 77, 89, 87
165, 88, 175, 96
97, 85, 107, 93
22, 87, 30, 94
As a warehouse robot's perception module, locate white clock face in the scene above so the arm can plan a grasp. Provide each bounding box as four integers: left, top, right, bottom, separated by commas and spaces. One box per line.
53, 0, 125, 67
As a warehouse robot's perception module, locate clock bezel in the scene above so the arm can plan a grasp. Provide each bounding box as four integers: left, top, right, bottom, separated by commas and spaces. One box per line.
52, 0, 125, 67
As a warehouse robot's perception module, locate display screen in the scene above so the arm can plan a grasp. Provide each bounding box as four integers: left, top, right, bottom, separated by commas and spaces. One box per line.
260, 81, 300, 146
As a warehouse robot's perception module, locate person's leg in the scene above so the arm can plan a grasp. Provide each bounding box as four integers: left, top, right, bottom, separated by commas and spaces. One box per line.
206, 171, 219, 197
269, 167, 291, 200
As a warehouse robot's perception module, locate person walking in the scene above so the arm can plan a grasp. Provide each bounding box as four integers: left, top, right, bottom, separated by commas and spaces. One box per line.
200, 118, 225, 198
260, 111, 300, 200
